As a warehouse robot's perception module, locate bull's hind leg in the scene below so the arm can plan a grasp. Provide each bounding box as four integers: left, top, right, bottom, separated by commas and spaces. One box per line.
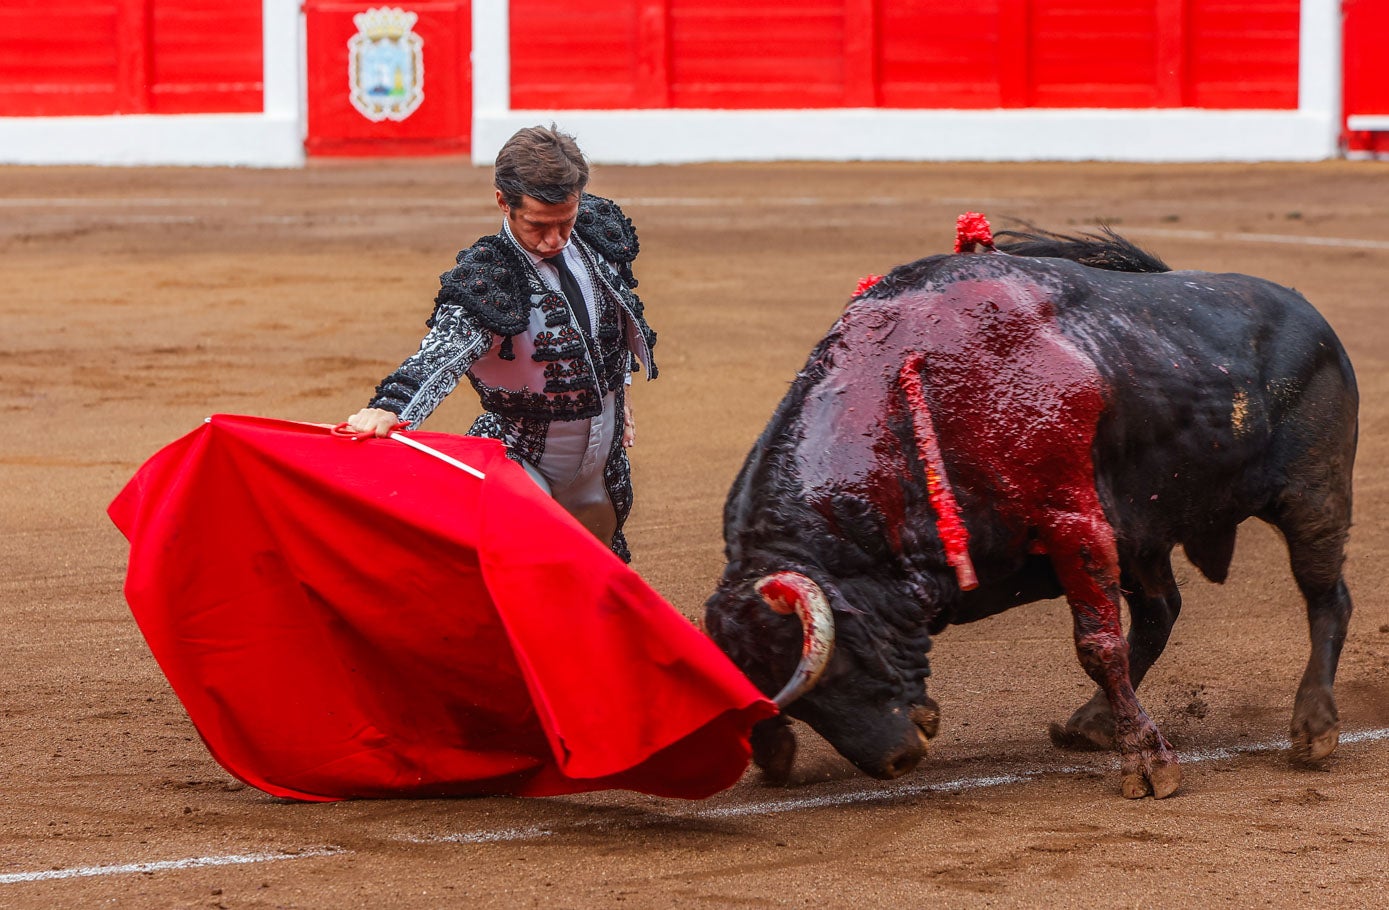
1043, 512, 1182, 799
1049, 553, 1182, 752
1269, 487, 1354, 765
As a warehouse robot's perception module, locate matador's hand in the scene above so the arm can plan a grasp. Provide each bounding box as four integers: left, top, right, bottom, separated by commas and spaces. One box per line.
345, 407, 404, 438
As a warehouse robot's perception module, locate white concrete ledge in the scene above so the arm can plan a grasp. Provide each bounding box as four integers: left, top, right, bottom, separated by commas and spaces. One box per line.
0, 114, 305, 167
1347, 115, 1389, 131
474, 108, 1341, 165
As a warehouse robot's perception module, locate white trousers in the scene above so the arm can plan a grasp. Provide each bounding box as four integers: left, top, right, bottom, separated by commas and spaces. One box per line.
520, 390, 618, 544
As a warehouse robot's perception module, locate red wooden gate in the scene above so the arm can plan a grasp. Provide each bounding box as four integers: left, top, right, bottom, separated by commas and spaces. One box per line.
304, 1, 472, 156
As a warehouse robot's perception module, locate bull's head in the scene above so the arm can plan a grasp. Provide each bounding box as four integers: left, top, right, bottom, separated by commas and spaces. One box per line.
704, 565, 941, 783
705, 284, 967, 782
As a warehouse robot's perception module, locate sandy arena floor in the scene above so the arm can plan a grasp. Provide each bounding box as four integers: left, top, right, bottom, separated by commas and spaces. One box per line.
2, 158, 1388, 908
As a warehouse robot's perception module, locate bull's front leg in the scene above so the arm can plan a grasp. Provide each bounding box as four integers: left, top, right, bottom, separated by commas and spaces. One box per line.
750, 714, 797, 785
1043, 513, 1182, 799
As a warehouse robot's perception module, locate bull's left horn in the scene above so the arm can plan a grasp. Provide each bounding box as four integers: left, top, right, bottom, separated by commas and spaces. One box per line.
754, 571, 835, 708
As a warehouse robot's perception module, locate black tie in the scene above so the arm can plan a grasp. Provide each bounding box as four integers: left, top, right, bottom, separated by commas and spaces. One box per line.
548, 253, 591, 336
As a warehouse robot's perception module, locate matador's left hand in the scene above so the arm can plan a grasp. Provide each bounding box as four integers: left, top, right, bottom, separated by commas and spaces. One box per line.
622, 396, 635, 448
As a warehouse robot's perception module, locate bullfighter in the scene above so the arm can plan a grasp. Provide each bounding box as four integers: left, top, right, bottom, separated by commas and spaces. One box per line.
344, 125, 658, 562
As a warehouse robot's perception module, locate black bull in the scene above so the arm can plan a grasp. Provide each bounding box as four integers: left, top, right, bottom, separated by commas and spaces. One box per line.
704, 232, 1358, 799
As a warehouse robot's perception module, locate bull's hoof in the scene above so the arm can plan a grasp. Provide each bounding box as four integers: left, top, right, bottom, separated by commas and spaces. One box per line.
1048, 722, 1109, 752
1290, 723, 1340, 766
1120, 771, 1149, 799
1120, 757, 1182, 800
1149, 760, 1182, 799
910, 696, 941, 740
751, 718, 797, 786
1048, 695, 1116, 752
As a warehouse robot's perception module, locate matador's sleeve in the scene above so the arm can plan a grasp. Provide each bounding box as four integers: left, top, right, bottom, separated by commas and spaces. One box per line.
367, 303, 492, 429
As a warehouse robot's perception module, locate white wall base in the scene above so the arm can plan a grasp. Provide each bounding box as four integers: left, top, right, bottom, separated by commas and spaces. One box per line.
473, 0, 1343, 166
0, 114, 305, 167
474, 108, 1341, 165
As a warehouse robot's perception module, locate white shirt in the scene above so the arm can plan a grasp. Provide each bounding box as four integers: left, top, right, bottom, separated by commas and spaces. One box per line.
504, 223, 599, 333
504, 221, 630, 385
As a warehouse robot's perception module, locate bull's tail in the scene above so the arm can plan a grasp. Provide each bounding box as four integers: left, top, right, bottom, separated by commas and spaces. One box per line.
995, 226, 1171, 273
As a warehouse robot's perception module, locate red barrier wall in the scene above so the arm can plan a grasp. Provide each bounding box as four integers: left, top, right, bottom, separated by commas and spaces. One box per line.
3, 1, 1370, 161
1344, 0, 1389, 154
0, 0, 262, 116
508, 0, 1300, 112
305, 1, 472, 156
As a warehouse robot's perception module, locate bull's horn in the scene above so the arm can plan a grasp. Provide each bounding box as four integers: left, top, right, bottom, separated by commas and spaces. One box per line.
754, 571, 835, 708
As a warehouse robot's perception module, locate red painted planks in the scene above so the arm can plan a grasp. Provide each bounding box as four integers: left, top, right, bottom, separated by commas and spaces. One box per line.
1029, 0, 1161, 107
842, 0, 879, 107
148, 0, 263, 114
635, 0, 672, 107
0, 2, 122, 115
1185, 0, 1298, 109
510, 0, 642, 108
0, 0, 261, 116
875, 2, 1007, 108
665, 1, 848, 108
1344, 0, 1389, 153
507, 0, 1301, 112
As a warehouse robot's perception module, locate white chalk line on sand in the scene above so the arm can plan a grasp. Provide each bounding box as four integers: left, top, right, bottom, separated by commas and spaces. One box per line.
1121, 225, 1389, 251
8, 727, 1387, 883
0, 848, 341, 885
418, 825, 557, 845
404, 725, 1389, 843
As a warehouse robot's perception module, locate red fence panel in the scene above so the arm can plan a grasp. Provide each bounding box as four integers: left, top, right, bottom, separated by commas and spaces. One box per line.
510, 0, 850, 109
1029, 0, 1161, 107
1186, 0, 1299, 109
305, 1, 472, 156
1344, 0, 1389, 154
878, 2, 1004, 108
149, 1, 264, 114
665, 1, 847, 108
509, 0, 641, 108
0, 0, 261, 117
508, 0, 1302, 113
0, 1, 123, 116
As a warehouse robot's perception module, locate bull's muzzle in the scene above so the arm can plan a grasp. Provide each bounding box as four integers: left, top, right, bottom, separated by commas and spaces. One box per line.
754, 571, 835, 708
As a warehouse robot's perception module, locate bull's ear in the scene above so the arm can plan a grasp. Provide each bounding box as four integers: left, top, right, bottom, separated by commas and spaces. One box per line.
808, 575, 863, 615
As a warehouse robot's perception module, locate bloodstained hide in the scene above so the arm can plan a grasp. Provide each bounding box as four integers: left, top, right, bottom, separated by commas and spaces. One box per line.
706, 231, 1357, 800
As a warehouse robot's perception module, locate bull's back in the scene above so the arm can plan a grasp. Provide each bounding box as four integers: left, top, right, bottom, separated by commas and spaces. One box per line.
722, 252, 1356, 584
1044, 262, 1357, 553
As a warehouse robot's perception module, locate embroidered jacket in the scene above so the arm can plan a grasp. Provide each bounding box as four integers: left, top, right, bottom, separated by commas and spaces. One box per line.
369, 194, 656, 427
367, 194, 657, 561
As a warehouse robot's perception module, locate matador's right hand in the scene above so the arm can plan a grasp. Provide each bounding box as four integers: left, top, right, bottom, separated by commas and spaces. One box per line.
344, 407, 404, 438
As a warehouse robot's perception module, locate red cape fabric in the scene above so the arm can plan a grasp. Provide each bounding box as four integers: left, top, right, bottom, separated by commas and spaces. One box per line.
108, 415, 776, 801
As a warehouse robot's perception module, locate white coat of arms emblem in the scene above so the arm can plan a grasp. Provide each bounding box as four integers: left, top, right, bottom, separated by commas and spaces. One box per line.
348, 7, 425, 122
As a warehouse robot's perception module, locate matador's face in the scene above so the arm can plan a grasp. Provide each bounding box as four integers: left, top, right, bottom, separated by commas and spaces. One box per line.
497, 191, 578, 259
